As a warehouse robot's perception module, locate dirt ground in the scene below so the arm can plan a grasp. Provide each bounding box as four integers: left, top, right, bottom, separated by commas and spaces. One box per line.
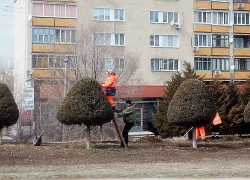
1, 137, 250, 180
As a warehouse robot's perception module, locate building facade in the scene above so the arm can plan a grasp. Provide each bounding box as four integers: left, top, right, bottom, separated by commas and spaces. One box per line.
194, 0, 250, 81
14, 0, 250, 141
14, 0, 77, 141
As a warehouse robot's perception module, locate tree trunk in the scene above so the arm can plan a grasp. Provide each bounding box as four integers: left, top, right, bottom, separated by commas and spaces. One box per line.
113, 115, 128, 149
100, 125, 103, 142
86, 125, 91, 149
0, 129, 2, 144
192, 127, 197, 148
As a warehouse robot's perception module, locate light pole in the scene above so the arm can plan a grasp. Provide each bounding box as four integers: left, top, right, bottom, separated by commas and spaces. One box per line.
61, 57, 69, 142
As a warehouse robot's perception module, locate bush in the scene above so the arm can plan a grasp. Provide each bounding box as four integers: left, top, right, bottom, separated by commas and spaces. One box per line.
244, 101, 250, 123
0, 83, 19, 131
57, 78, 114, 126
167, 79, 216, 127
154, 64, 201, 137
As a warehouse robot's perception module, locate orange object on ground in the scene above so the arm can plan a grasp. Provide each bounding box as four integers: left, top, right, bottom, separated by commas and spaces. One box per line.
196, 126, 206, 140
213, 112, 222, 125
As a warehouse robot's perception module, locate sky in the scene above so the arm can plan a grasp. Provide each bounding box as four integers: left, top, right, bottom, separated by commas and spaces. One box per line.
0, 0, 14, 68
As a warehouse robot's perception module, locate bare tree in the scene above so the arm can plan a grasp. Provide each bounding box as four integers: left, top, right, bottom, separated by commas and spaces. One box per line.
75, 25, 141, 86
31, 24, 142, 143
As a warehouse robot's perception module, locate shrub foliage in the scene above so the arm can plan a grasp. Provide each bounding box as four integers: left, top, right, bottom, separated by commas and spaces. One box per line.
244, 101, 250, 123
153, 64, 201, 137
167, 79, 216, 127
0, 83, 19, 130
57, 78, 114, 126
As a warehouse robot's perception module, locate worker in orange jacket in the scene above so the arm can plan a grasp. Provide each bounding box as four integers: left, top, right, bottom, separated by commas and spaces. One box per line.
102, 71, 118, 109
196, 126, 206, 142
212, 112, 222, 139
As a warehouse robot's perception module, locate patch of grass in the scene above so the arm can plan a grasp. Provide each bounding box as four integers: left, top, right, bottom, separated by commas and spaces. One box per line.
223, 135, 239, 141
138, 136, 162, 143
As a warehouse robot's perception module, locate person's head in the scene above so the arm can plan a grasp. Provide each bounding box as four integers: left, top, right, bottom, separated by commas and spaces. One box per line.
111, 72, 116, 76
107, 71, 113, 76
125, 100, 132, 107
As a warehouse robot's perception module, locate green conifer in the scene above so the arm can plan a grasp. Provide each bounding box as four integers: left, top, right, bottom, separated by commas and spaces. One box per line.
57, 78, 114, 148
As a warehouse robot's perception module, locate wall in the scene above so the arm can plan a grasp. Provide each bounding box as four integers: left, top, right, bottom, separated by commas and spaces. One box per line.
77, 0, 194, 85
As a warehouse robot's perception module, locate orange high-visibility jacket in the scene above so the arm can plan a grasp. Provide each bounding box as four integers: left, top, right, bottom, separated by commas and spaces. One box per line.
102, 74, 116, 88
213, 113, 222, 125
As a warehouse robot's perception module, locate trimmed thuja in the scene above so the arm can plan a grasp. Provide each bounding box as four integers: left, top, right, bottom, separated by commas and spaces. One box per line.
57, 78, 114, 148
0, 83, 19, 143
244, 101, 250, 124
167, 79, 216, 148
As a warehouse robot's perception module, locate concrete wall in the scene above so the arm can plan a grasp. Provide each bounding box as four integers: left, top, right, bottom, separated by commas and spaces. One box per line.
77, 0, 194, 85
14, 0, 33, 105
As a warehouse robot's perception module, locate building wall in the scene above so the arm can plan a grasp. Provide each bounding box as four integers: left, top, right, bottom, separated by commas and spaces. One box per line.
193, 0, 250, 81
77, 0, 194, 85
14, 0, 32, 105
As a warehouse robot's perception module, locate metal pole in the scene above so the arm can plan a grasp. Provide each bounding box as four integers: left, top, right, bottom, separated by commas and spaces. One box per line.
229, 0, 234, 83
62, 61, 69, 142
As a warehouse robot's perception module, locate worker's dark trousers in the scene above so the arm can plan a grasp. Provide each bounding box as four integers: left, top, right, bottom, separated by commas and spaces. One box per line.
121, 122, 134, 146
212, 125, 220, 138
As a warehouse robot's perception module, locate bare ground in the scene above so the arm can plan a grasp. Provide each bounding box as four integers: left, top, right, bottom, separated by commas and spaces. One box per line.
1, 138, 250, 180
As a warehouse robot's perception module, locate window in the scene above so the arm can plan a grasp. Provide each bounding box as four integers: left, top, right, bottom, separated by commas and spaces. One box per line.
234, 13, 250, 25
151, 59, 179, 71
234, 59, 250, 71
194, 57, 212, 71
55, 29, 76, 44
33, 28, 54, 44
234, 0, 250, 2
33, 4, 43, 16
93, 8, 124, 21
212, 35, 229, 47
94, 33, 125, 46
32, 54, 76, 69
114, 9, 124, 21
212, 58, 230, 71
44, 4, 54, 16
194, 11, 211, 24
194, 34, 212, 47
212, 12, 229, 25
32, 55, 53, 69
150, 11, 179, 24
33, 3, 77, 18
234, 38, 244, 48
150, 35, 179, 47
105, 58, 125, 71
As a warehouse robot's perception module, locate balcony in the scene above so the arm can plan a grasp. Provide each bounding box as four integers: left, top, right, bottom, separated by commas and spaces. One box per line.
33, 18, 76, 27
234, 35, 250, 56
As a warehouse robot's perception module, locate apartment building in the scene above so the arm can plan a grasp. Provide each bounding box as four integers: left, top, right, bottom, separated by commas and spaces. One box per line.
194, 0, 250, 81
14, 0, 77, 140
78, 0, 194, 85
13, 0, 250, 139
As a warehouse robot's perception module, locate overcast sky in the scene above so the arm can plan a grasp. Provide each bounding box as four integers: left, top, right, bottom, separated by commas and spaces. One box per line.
0, 0, 14, 67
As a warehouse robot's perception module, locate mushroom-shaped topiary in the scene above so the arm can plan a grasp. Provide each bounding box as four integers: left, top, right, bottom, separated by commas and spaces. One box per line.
244, 101, 250, 123
57, 78, 114, 148
167, 79, 216, 148
0, 83, 19, 143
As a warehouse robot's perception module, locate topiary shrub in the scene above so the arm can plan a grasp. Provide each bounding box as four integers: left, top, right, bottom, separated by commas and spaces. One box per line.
154, 64, 202, 138
0, 83, 19, 143
244, 101, 250, 123
57, 78, 114, 148
167, 79, 216, 148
